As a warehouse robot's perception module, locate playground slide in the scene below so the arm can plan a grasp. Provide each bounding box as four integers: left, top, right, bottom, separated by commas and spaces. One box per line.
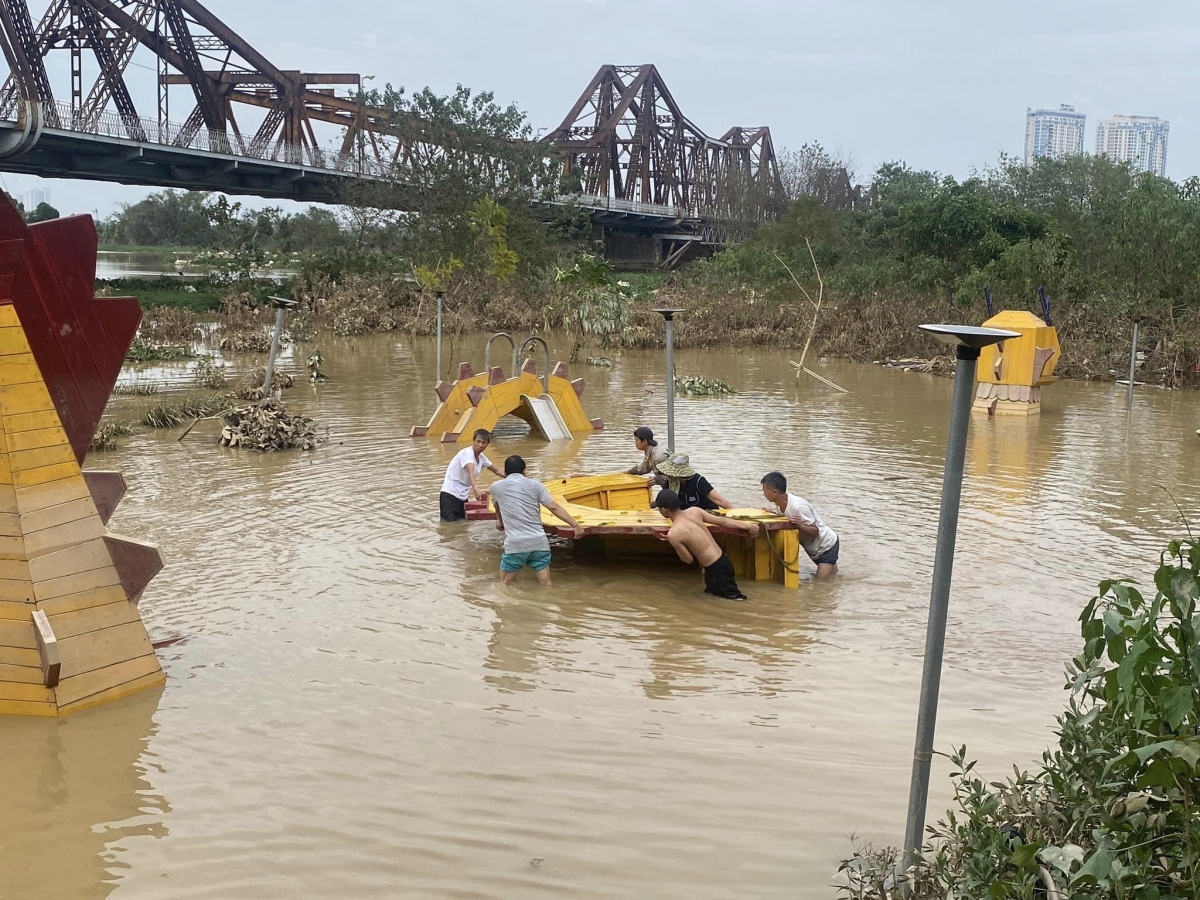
521, 394, 573, 441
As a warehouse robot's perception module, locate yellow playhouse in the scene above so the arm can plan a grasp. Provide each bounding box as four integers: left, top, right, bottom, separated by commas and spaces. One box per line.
972, 310, 1061, 416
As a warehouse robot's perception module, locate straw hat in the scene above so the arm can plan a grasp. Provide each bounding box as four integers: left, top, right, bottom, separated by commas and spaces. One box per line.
656, 452, 696, 479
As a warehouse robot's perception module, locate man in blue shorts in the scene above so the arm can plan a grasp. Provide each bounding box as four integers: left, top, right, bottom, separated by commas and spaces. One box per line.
490, 455, 585, 586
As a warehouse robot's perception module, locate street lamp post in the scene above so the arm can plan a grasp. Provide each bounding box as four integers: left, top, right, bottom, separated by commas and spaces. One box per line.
902, 324, 1019, 869
1126, 315, 1144, 413
435, 290, 445, 381
263, 296, 298, 397
653, 308, 685, 451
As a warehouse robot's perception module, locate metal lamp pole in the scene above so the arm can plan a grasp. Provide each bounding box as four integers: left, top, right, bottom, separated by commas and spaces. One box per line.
1126, 315, 1143, 413
653, 308, 685, 451
902, 324, 1018, 868
435, 290, 445, 381
263, 296, 298, 396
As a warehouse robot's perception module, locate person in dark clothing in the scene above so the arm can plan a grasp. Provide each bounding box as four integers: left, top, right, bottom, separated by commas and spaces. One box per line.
654, 452, 733, 511
652, 488, 759, 600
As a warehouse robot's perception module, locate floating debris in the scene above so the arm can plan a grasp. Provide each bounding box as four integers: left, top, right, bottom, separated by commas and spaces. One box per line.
674, 374, 736, 396
219, 399, 325, 451
307, 351, 328, 383
879, 356, 955, 377
141, 307, 201, 343
236, 367, 295, 401
90, 420, 137, 452
586, 357, 614, 367
141, 394, 233, 428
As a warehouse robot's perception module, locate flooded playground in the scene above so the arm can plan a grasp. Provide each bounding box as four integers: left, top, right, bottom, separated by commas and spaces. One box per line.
2, 333, 1197, 899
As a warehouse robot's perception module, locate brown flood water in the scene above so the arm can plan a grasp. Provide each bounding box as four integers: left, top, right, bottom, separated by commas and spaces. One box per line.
2, 333, 1198, 899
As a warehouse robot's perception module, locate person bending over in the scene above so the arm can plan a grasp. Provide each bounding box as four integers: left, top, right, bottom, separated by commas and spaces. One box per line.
760, 470, 840, 581
439, 429, 503, 521
626, 426, 670, 485
491, 455, 585, 586
652, 488, 759, 600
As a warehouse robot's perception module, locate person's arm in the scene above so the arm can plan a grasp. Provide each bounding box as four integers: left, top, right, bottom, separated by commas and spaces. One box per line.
487, 462, 504, 477
787, 517, 820, 542
699, 508, 760, 537
705, 488, 734, 510
465, 461, 481, 500
545, 499, 585, 540
494, 505, 505, 531
667, 531, 694, 564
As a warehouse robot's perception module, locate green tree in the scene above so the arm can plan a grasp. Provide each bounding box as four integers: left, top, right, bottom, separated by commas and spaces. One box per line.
26, 202, 59, 223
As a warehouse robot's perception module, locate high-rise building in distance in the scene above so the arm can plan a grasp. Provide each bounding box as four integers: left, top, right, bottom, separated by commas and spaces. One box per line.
17, 188, 49, 211
1024, 105, 1086, 163
1096, 115, 1169, 177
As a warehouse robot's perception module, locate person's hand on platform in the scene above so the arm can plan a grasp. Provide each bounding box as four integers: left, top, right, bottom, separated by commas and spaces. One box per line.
747, 523, 760, 537
644, 473, 657, 484
496, 520, 504, 531
572, 526, 585, 540
653, 529, 670, 541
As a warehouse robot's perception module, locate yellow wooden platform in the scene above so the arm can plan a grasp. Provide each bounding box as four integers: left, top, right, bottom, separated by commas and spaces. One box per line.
0, 304, 164, 716
473, 473, 802, 589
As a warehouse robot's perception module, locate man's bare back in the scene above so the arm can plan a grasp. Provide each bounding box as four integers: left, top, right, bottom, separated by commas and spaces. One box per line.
666, 507, 734, 567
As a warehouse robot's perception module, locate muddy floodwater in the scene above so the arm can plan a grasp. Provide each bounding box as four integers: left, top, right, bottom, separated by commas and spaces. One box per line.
3, 333, 1198, 899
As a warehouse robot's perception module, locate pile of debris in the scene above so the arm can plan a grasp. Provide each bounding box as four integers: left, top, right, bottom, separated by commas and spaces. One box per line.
879, 356, 956, 377
236, 367, 295, 401
219, 399, 324, 451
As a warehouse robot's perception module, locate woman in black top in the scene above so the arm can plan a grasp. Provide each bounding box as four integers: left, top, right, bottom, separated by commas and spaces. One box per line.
655, 453, 733, 511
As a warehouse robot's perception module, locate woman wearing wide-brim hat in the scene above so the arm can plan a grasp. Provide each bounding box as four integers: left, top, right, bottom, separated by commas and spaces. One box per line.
655, 452, 733, 511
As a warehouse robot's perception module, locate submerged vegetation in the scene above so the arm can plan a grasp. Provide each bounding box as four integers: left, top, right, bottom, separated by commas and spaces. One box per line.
840, 538, 1200, 899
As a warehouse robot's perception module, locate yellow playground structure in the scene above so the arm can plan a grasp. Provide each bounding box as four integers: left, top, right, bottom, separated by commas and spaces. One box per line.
411, 334, 603, 443
467, 474, 803, 589
973, 309, 1061, 417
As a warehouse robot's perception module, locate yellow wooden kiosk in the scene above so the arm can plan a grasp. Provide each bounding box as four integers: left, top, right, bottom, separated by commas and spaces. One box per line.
468, 473, 803, 589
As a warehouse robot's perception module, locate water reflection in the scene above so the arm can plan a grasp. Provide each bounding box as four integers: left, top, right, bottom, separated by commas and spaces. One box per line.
0, 687, 167, 900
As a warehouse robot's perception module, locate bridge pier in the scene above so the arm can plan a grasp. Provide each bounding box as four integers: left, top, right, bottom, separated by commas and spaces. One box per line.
592, 224, 714, 272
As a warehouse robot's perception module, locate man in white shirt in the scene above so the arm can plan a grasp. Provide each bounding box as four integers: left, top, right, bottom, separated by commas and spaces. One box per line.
490, 455, 584, 586
439, 429, 503, 521
760, 471, 840, 581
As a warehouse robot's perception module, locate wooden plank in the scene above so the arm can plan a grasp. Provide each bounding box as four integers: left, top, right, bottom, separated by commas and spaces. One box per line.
0, 361, 43, 387
0, 380, 55, 417
57, 667, 163, 716
0, 484, 17, 515
0, 556, 29, 581
0, 326, 29, 356
0, 645, 40, 667
36, 584, 127, 618
58, 621, 153, 680
0, 679, 54, 702
5, 409, 65, 435
0, 618, 36, 649
10, 442, 76, 473
23, 514, 105, 558
0, 696, 56, 716
31, 608, 58, 687
0, 582, 33, 604
14, 461, 80, 489
16, 474, 90, 514
47, 598, 138, 640
53, 650, 160, 707
27, 536, 110, 582
0, 534, 24, 559
0, 662, 42, 683
20, 496, 96, 535
0, 511, 20, 537
6, 424, 69, 452
0, 304, 20, 328
32, 565, 120, 603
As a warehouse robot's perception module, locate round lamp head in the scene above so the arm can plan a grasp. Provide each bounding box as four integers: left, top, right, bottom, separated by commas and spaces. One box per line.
919, 323, 1020, 357
652, 307, 685, 321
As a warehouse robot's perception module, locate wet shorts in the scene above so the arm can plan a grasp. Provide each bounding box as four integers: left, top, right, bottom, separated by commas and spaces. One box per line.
439, 491, 467, 522
814, 538, 840, 566
500, 550, 552, 572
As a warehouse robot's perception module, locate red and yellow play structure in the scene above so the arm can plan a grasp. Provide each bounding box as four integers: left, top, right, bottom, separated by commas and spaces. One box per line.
973, 310, 1061, 416
0, 196, 165, 716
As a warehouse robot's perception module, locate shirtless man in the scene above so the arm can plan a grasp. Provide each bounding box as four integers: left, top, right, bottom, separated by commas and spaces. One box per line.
652, 488, 760, 599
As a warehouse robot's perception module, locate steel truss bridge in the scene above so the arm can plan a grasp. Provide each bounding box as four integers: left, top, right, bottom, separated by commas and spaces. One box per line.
0, 1, 785, 266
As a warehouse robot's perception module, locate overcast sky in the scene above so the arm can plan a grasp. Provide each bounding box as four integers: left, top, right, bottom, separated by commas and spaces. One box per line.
2, 0, 1194, 217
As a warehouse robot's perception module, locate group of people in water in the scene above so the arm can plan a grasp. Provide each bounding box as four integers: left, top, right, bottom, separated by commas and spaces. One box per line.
438, 426, 840, 598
